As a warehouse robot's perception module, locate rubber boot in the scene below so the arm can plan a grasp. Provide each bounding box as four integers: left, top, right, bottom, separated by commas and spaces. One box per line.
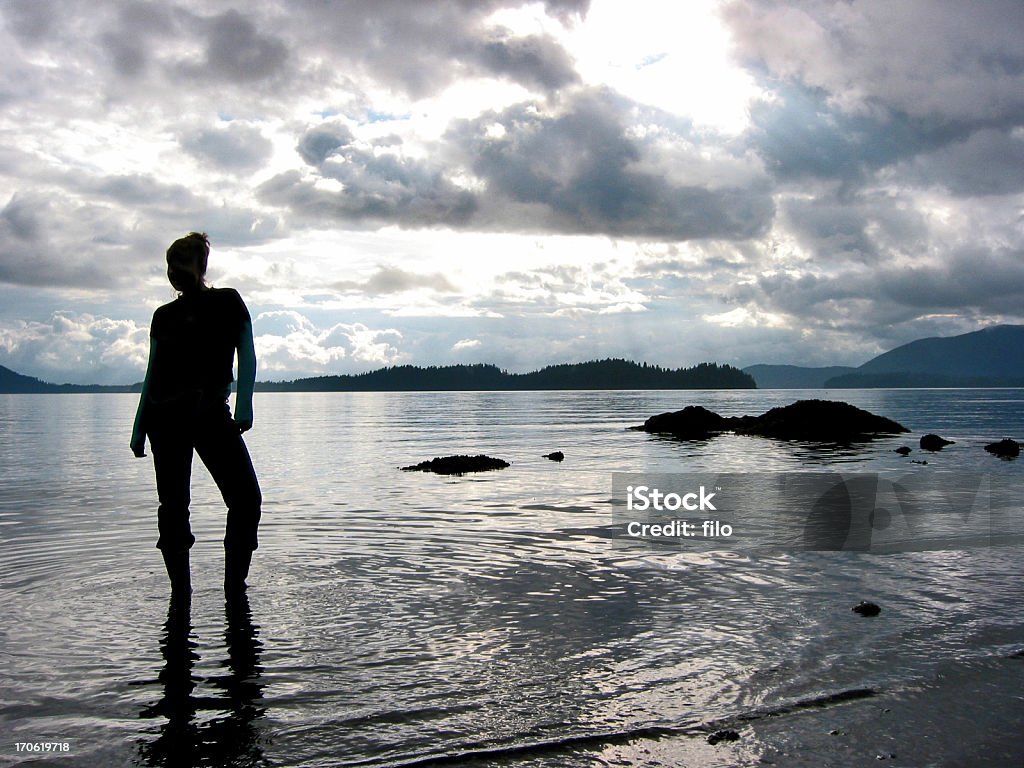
224, 548, 253, 595
162, 549, 192, 597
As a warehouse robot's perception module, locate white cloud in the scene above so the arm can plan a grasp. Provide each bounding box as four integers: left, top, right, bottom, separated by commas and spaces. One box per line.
254, 314, 404, 376
702, 306, 788, 329
0, 312, 149, 384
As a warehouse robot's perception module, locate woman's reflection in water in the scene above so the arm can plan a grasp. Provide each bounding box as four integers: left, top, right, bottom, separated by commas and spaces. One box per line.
139, 591, 267, 767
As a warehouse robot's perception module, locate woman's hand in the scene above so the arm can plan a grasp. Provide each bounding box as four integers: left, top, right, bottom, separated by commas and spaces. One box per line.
131, 338, 156, 458
235, 319, 256, 434
234, 399, 253, 432
130, 427, 147, 457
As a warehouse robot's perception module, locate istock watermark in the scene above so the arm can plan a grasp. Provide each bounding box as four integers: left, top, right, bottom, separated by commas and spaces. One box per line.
611, 472, 1024, 553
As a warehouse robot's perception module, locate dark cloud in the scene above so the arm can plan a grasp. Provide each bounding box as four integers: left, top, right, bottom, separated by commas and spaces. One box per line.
780, 192, 928, 266
538, 0, 589, 24
0, 193, 124, 289
731, 247, 1024, 330
92, 1, 173, 78
333, 266, 458, 295
284, 0, 587, 97
101, 34, 148, 78
274, 114, 484, 229
0, 161, 283, 291
90, 174, 198, 208
451, 89, 774, 239
258, 165, 478, 229
4, 0, 587, 102
2, 0, 60, 44
898, 128, 1024, 197
267, 89, 774, 239
876, 249, 1024, 316
748, 86, 970, 183
199, 9, 290, 84
180, 123, 274, 171
296, 123, 355, 166
730, 0, 1024, 220
471, 31, 580, 91
725, 0, 1024, 124
1, 194, 43, 241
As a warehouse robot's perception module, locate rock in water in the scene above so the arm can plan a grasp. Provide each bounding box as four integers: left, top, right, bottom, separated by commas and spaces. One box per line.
634, 405, 728, 440
852, 601, 881, 617
707, 729, 741, 745
401, 455, 510, 475
544, 451, 565, 462
735, 400, 909, 442
634, 399, 908, 444
984, 438, 1020, 458
920, 434, 954, 451
894, 446, 911, 455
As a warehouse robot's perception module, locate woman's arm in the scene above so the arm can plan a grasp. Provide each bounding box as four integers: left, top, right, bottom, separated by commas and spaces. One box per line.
130, 339, 156, 457
235, 320, 256, 432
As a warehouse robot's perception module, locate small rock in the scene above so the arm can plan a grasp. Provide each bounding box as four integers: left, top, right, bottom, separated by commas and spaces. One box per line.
984, 438, 1020, 458
894, 446, 911, 455
707, 729, 741, 745
853, 601, 881, 617
911, 459, 928, 465
544, 451, 565, 462
920, 433, 954, 451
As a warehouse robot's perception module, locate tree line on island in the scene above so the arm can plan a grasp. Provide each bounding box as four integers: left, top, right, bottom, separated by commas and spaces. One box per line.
0, 359, 754, 393
256, 360, 755, 391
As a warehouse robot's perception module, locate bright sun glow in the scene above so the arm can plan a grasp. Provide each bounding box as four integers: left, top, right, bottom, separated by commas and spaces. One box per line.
559, 0, 763, 133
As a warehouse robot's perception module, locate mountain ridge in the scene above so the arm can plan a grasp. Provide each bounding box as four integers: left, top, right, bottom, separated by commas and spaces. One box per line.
745, 324, 1024, 389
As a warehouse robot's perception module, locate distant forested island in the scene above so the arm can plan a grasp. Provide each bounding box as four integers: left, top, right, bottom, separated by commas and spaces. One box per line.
256, 360, 755, 391
0, 359, 754, 393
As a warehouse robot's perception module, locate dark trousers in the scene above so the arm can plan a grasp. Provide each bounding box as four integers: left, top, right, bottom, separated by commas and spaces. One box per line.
148, 394, 262, 555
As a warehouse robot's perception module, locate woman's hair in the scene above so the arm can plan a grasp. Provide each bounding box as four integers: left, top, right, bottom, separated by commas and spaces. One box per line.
166, 231, 210, 292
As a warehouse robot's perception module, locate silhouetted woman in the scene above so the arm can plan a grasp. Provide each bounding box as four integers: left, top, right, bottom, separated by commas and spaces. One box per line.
131, 232, 261, 595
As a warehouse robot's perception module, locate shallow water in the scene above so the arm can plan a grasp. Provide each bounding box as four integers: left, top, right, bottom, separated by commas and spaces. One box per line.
1, 389, 1022, 766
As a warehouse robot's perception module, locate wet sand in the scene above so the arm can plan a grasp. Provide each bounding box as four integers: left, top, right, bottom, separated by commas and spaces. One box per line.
456, 652, 1024, 767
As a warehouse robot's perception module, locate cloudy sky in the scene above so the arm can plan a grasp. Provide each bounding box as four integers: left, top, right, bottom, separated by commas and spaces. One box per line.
1, 0, 1022, 384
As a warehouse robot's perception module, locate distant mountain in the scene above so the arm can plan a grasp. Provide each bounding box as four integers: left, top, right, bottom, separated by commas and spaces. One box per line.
0, 365, 140, 393
858, 324, 1024, 376
258, 359, 756, 391
1, 359, 756, 394
742, 364, 857, 389
745, 325, 1024, 389
828, 325, 1024, 387
0, 365, 58, 393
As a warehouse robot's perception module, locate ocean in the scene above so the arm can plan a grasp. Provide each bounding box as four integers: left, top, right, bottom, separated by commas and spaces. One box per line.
1, 389, 1023, 767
